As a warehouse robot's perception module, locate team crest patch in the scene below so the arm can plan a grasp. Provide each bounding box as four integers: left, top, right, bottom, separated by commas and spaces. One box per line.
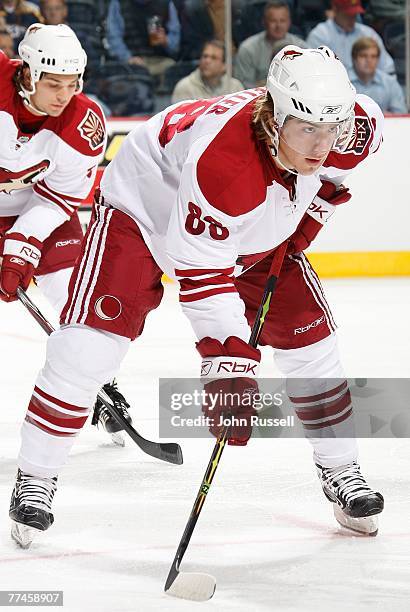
344, 115, 373, 156
0, 160, 50, 194
77, 109, 105, 151
282, 49, 303, 60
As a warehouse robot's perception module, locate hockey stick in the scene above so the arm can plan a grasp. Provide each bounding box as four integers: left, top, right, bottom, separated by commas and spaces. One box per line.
164, 241, 288, 601
16, 287, 183, 466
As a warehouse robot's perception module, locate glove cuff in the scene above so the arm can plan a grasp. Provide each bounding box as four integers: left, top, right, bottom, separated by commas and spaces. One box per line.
307, 197, 336, 225
4, 233, 42, 268
197, 336, 261, 379
200, 355, 260, 379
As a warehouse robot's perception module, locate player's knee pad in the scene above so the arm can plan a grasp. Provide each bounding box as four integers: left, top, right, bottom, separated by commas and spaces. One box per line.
274, 333, 344, 378
36, 324, 130, 406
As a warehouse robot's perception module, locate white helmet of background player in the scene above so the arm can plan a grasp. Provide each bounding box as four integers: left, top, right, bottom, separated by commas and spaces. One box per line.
18, 23, 87, 98
265, 45, 356, 164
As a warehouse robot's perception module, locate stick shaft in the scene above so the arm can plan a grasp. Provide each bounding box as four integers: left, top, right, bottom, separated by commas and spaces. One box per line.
165, 241, 288, 586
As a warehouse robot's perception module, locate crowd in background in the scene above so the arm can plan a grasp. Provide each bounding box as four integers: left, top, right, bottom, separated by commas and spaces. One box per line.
0, 0, 407, 116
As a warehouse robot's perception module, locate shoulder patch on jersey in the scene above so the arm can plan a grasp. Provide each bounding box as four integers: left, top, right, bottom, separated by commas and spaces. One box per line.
344, 113, 373, 156
77, 108, 105, 151
323, 101, 376, 171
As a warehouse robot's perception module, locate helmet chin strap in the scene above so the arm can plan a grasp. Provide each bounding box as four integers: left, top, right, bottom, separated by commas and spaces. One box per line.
18, 88, 48, 117
272, 148, 298, 175
261, 116, 298, 175
267, 143, 298, 175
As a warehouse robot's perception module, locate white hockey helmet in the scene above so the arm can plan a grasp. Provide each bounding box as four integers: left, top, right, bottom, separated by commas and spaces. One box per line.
18, 23, 87, 95
267, 45, 356, 127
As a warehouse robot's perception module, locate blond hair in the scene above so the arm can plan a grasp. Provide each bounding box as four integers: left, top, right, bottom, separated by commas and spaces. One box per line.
252, 91, 275, 144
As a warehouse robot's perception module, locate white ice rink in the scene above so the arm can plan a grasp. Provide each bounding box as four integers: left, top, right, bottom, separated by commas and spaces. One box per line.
1, 278, 410, 612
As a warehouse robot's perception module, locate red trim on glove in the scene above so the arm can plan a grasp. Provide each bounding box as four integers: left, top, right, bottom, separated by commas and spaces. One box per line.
196, 336, 261, 361
317, 180, 351, 205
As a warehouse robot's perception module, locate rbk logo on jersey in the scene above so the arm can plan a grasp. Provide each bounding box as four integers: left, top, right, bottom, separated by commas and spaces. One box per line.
0, 160, 50, 195
77, 109, 105, 151
294, 315, 325, 335
282, 49, 303, 60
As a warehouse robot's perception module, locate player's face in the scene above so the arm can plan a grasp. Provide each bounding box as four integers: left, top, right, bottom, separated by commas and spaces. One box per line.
30, 73, 79, 116
278, 118, 343, 175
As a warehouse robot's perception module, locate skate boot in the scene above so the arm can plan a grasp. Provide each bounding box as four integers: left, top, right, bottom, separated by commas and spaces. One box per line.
316, 461, 384, 536
9, 469, 57, 549
92, 380, 132, 446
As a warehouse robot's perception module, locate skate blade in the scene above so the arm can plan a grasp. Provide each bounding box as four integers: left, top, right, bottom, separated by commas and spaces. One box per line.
333, 504, 379, 536
11, 520, 41, 549
110, 431, 125, 447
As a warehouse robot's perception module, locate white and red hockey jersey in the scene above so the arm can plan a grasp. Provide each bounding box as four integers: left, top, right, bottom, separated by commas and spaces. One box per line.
100, 89, 383, 341
0, 51, 106, 242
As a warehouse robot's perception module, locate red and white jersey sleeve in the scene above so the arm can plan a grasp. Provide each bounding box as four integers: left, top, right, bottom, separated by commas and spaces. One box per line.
0, 51, 106, 242
319, 94, 384, 186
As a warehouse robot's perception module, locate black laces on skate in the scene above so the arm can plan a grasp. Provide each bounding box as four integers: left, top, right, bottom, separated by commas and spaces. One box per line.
103, 380, 130, 412
15, 470, 57, 513
320, 462, 375, 507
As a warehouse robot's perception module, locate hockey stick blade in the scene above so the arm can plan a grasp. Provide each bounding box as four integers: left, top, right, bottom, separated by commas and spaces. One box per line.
16, 288, 183, 466
165, 568, 216, 601
97, 389, 183, 465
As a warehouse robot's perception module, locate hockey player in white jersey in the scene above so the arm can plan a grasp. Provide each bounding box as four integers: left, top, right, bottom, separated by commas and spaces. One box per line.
9, 45, 384, 547
0, 24, 134, 546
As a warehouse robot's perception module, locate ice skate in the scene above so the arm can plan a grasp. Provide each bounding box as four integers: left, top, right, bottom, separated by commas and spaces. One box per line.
316, 461, 384, 536
92, 380, 133, 446
9, 469, 57, 549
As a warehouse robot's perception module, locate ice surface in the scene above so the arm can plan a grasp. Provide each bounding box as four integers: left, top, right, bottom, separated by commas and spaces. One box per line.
1, 279, 410, 611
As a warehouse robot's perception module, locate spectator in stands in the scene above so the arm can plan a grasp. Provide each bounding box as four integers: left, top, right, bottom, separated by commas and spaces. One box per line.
106, 0, 180, 81
350, 37, 406, 113
365, 0, 405, 35
179, 0, 243, 61
307, 0, 395, 75
234, 0, 306, 89
0, 0, 42, 49
40, 0, 67, 25
0, 28, 15, 56
234, 0, 296, 45
172, 39, 243, 102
